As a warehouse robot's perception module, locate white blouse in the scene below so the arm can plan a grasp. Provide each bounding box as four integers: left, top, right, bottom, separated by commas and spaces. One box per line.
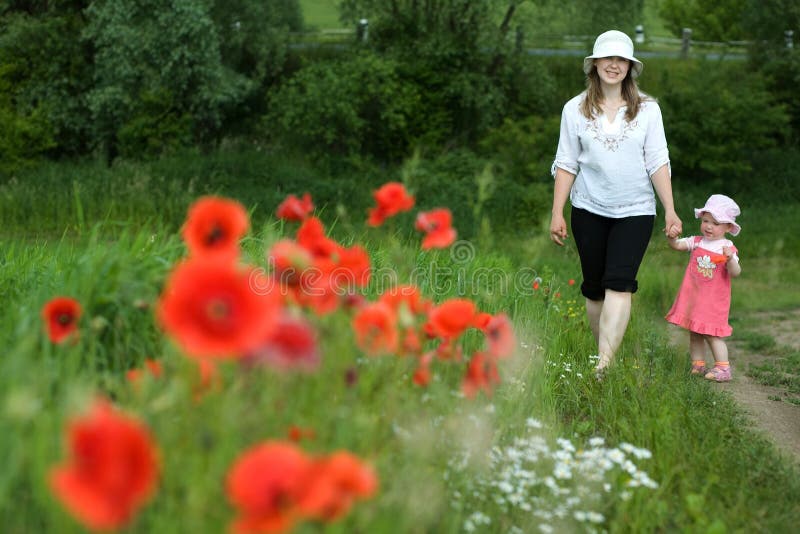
551, 92, 671, 218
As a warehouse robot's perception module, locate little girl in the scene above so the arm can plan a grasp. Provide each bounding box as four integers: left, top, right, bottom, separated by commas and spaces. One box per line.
665, 194, 742, 382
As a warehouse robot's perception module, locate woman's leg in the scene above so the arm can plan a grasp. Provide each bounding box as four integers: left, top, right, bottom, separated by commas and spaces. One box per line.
585, 298, 603, 344
596, 289, 631, 370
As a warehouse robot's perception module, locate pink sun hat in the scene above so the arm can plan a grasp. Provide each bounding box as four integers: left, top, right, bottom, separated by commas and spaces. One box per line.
694, 194, 741, 236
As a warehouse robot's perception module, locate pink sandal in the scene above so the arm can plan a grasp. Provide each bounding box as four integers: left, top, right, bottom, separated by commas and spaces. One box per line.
704, 366, 732, 382
690, 363, 707, 375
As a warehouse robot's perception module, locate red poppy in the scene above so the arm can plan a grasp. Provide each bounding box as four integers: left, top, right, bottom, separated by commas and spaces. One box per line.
126, 359, 164, 385
41, 296, 82, 344
414, 208, 457, 249
379, 284, 431, 318
49, 399, 159, 531
297, 217, 340, 260
462, 352, 500, 398
157, 258, 282, 358
367, 182, 415, 227
192, 358, 221, 401
226, 441, 312, 534
532, 280, 540, 290
182, 196, 249, 260
244, 313, 320, 372
412, 353, 434, 387
568, 279, 576, 286
298, 452, 378, 522
276, 193, 314, 222
482, 314, 516, 359
287, 426, 316, 443
352, 302, 398, 356
427, 298, 479, 339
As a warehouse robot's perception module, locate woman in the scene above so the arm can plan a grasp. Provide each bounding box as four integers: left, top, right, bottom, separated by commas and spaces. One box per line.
550, 29, 682, 376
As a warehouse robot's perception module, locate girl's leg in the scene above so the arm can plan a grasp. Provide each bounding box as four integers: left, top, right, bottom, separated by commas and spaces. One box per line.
596, 289, 631, 371
689, 332, 707, 374
704, 336, 732, 382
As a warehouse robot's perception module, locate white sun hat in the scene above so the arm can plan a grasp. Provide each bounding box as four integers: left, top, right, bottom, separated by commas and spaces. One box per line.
583, 30, 644, 78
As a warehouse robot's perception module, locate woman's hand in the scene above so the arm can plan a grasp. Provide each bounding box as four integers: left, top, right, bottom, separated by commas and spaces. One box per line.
550, 213, 568, 246
664, 210, 682, 238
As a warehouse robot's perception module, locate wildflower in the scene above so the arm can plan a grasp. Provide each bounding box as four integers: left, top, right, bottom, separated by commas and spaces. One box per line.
49, 399, 159, 531
181, 196, 249, 260
298, 451, 378, 522
414, 208, 456, 249
413, 353, 434, 387
226, 441, 311, 534
297, 217, 340, 260
276, 193, 314, 222
244, 313, 320, 372
41, 296, 82, 344
287, 426, 316, 443
462, 352, 500, 398
367, 182, 415, 227
568, 279, 575, 286
481, 313, 516, 359
427, 298, 479, 339
157, 258, 282, 358
126, 359, 164, 385
352, 302, 398, 356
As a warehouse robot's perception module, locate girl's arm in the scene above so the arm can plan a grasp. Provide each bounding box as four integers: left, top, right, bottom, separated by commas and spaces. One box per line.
667, 235, 689, 251
723, 246, 742, 277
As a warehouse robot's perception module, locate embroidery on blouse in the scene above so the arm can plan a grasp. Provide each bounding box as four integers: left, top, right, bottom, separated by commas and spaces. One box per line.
696, 255, 717, 279
587, 118, 639, 152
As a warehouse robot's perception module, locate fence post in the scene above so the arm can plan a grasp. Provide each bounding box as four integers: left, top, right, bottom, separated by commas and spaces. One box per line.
356, 18, 369, 43
635, 24, 645, 44
681, 27, 692, 58
786, 30, 795, 50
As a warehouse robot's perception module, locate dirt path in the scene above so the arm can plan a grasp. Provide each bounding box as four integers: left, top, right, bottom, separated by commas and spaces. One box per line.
668, 309, 800, 464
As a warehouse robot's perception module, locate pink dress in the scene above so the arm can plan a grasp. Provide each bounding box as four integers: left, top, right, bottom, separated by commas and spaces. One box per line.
665, 236, 737, 337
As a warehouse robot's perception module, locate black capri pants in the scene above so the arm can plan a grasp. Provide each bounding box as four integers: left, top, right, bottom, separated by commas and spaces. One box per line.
571, 207, 655, 301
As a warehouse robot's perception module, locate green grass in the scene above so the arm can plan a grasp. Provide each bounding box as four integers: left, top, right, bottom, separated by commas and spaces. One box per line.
1, 151, 800, 532
300, 0, 343, 30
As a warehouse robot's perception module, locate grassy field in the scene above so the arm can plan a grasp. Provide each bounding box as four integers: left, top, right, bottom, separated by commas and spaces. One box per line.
300, 0, 342, 30
1, 150, 799, 532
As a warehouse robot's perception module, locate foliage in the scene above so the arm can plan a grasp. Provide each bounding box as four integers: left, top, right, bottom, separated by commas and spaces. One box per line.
648, 59, 789, 184
659, 0, 747, 41
265, 51, 422, 163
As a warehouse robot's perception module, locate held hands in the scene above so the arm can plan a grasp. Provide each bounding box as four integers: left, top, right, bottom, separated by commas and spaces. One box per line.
722, 246, 735, 262
663, 211, 683, 239
550, 213, 568, 246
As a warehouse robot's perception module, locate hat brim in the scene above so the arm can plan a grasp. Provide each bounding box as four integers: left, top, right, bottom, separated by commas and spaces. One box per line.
583, 56, 643, 78
694, 208, 741, 236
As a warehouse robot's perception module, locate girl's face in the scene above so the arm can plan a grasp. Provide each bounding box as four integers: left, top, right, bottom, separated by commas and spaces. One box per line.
593, 56, 630, 86
699, 213, 732, 240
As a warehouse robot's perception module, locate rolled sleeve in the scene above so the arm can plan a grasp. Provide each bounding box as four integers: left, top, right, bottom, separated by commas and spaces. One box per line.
643, 102, 670, 177
551, 104, 579, 178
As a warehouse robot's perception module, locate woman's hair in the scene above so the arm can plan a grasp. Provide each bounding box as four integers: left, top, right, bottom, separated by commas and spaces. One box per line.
581, 65, 649, 122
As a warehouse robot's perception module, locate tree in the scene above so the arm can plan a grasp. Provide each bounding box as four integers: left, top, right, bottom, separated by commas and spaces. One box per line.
659, 0, 747, 41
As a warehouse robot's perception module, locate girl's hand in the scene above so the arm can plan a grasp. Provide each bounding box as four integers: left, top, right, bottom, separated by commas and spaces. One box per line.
722, 246, 734, 260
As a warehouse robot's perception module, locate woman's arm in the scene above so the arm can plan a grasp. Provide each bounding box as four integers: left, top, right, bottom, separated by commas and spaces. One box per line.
550, 167, 576, 246
650, 164, 682, 238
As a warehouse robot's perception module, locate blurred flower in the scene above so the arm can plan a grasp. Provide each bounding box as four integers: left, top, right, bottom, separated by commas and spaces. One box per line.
276, 193, 314, 222
41, 296, 82, 344
157, 258, 282, 358
352, 302, 398, 356
481, 313, 516, 359
427, 298, 479, 339
226, 442, 311, 534
181, 196, 249, 261
287, 425, 316, 443
244, 313, 320, 372
568, 279, 575, 286
414, 208, 456, 249
49, 399, 159, 531
367, 182, 415, 227
298, 451, 378, 522
126, 359, 164, 385
462, 352, 500, 398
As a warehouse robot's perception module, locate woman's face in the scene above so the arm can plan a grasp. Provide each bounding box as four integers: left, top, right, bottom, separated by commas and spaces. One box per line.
593, 56, 630, 85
